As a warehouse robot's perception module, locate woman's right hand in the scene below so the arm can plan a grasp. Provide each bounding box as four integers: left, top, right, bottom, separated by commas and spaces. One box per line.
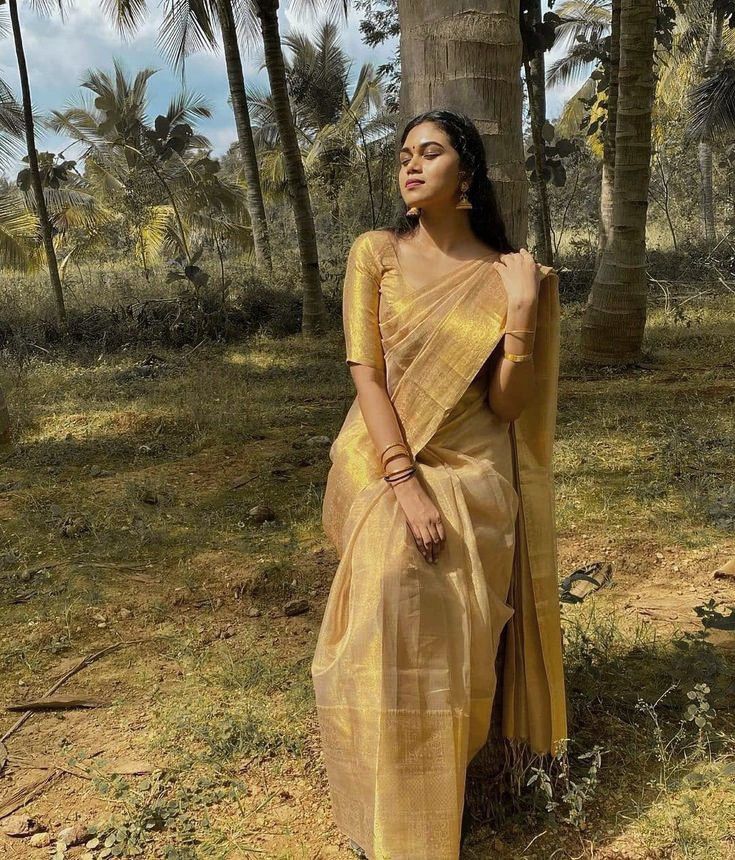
392, 477, 446, 564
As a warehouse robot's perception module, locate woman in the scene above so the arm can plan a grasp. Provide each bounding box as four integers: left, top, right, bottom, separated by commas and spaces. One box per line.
310, 110, 569, 859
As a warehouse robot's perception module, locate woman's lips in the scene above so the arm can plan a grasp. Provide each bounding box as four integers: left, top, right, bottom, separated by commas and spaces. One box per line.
405, 181, 424, 188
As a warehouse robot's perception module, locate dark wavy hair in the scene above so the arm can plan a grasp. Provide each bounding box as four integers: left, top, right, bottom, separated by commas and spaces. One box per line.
388, 109, 518, 254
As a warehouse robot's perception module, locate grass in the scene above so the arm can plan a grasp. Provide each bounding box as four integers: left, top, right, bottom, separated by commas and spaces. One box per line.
0, 283, 734, 858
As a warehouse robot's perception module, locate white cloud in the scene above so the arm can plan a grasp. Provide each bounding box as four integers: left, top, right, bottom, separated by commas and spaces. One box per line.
0, 0, 391, 178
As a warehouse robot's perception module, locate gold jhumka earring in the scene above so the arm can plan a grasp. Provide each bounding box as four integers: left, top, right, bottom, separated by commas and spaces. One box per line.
456, 180, 472, 209
405, 206, 421, 217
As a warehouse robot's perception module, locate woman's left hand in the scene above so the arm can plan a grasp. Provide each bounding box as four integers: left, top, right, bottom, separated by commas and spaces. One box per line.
492, 248, 543, 306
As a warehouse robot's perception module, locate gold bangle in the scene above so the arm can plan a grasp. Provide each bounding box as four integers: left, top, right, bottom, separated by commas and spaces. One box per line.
503, 350, 533, 363
384, 466, 416, 483
504, 329, 536, 335
383, 450, 413, 469
380, 441, 410, 464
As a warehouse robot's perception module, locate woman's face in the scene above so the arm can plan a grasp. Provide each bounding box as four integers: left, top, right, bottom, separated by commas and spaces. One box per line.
398, 121, 465, 210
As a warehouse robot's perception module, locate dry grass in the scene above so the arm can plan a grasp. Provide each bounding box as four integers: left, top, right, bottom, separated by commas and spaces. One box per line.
0, 287, 733, 858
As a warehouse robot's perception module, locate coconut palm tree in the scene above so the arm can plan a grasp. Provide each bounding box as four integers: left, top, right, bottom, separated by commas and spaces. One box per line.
103, 0, 350, 336
580, 0, 658, 364
245, 16, 389, 231
545, 0, 617, 258
156, 0, 273, 271
249, 0, 350, 335
4, 0, 67, 325
49, 62, 249, 272
662, 0, 735, 246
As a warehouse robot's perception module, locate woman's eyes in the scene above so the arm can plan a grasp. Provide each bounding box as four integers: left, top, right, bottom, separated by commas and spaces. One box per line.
399, 153, 439, 166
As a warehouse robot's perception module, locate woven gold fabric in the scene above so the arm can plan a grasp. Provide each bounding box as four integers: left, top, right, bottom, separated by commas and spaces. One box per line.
311, 230, 568, 859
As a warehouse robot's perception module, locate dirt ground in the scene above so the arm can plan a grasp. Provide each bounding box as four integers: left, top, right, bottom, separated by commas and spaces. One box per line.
1, 298, 734, 858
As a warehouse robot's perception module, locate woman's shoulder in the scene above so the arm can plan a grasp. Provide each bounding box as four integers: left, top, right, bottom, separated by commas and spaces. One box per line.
352, 228, 393, 249
349, 229, 394, 268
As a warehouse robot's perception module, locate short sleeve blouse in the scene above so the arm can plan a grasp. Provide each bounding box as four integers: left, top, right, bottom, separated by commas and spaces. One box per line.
342, 231, 385, 373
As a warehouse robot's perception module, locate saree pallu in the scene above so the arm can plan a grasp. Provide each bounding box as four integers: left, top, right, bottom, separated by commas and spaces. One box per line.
311, 230, 568, 859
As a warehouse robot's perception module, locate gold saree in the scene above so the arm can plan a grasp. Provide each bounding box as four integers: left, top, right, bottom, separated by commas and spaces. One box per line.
310, 230, 568, 859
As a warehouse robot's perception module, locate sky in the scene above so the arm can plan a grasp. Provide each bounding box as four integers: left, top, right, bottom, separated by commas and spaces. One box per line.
0, 0, 580, 180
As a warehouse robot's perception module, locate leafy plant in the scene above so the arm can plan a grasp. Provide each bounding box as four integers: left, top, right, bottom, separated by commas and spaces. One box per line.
527, 745, 605, 829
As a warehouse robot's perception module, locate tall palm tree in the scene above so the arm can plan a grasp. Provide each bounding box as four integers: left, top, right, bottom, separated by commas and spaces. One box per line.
545, 0, 617, 258
246, 17, 388, 231
157, 0, 273, 271
0, 78, 24, 450
251, 0, 349, 335
580, 0, 658, 363
5, 0, 67, 325
216, 0, 273, 269
49, 62, 249, 268
105, 0, 348, 335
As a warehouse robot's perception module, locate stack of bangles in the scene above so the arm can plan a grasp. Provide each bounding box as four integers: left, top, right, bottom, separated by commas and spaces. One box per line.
503, 328, 536, 363
380, 441, 416, 486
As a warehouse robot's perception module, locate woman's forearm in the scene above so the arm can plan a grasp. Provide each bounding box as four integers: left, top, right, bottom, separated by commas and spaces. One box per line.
348, 365, 414, 480
487, 297, 539, 423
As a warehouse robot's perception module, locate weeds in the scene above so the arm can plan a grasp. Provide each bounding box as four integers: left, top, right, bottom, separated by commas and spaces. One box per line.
527, 745, 605, 829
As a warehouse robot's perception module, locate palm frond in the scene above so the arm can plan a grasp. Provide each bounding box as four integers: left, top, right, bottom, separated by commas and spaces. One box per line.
134, 204, 177, 264
283, 0, 348, 27
555, 77, 597, 140
165, 90, 213, 126
547, 51, 599, 92
0, 191, 39, 271
552, 0, 610, 52
232, 0, 262, 56
157, 0, 218, 72
101, 0, 149, 38
686, 60, 735, 142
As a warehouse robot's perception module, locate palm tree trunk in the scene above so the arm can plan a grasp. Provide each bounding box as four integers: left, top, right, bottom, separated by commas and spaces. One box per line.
8, 0, 66, 328
398, 0, 527, 246
581, 0, 658, 364
215, 0, 273, 272
524, 0, 553, 265
698, 8, 724, 248
0, 385, 11, 450
597, 0, 621, 264
254, 0, 326, 336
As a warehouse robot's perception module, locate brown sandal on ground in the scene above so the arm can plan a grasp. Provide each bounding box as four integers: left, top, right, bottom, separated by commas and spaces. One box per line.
559, 561, 612, 604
